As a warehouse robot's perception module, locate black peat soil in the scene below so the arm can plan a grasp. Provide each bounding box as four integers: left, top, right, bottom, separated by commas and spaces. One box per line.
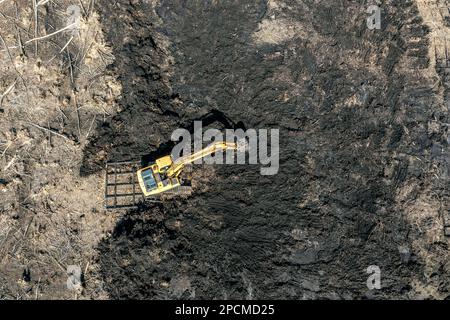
81, 0, 450, 299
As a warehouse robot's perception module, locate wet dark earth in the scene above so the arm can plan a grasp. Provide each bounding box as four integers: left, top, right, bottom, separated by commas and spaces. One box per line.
81, 0, 449, 299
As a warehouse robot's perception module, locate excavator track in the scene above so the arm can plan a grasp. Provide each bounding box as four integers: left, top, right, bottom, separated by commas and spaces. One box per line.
105, 160, 160, 210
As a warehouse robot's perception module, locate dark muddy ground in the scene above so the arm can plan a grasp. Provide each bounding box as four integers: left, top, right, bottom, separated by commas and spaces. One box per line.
81, 0, 450, 299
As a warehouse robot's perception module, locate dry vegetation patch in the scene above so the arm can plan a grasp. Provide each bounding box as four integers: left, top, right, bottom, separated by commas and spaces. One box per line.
0, 0, 120, 299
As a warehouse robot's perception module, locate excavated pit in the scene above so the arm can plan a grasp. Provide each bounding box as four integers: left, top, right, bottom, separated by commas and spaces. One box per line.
79, 0, 450, 299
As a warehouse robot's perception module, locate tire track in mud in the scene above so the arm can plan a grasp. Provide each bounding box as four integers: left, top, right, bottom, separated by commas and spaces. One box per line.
83, 0, 449, 299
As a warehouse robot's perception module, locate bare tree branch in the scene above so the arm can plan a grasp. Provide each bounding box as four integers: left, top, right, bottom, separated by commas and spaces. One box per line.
28, 122, 73, 142
25, 22, 78, 44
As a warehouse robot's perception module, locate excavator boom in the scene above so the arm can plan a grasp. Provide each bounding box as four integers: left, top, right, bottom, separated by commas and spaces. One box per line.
167, 141, 237, 177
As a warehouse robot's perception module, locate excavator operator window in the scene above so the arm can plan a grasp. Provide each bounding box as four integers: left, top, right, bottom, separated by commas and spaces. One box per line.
141, 168, 157, 192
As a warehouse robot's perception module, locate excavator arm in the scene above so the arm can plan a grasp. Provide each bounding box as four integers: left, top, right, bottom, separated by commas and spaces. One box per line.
167, 141, 237, 177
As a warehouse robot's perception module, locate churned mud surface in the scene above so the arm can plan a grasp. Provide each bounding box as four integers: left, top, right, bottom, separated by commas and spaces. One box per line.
85, 0, 450, 299
0, 0, 449, 299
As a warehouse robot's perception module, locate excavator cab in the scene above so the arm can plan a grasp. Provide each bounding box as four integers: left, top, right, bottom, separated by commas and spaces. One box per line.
140, 168, 157, 192
137, 155, 182, 197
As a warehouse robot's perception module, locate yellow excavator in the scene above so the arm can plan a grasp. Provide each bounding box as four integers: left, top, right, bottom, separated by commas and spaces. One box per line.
137, 141, 238, 197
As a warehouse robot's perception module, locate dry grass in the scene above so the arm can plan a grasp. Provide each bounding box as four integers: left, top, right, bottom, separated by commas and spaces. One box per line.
0, 0, 120, 299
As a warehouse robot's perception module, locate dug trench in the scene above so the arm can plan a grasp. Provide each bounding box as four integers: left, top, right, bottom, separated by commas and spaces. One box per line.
80, 0, 450, 298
